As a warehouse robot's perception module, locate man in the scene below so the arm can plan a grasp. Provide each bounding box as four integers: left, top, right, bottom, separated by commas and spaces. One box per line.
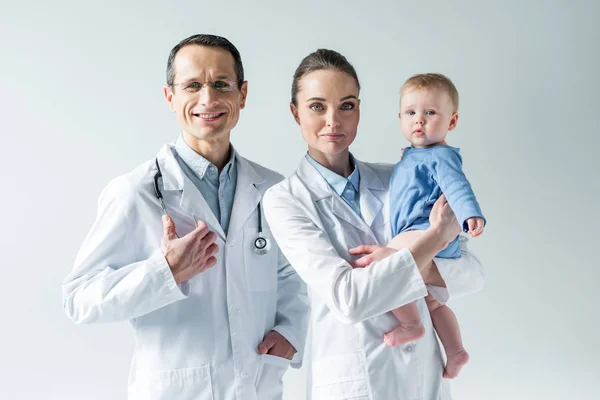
62, 34, 309, 400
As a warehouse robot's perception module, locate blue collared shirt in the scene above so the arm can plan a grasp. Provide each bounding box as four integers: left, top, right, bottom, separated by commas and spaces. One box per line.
305, 153, 362, 217
173, 135, 238, 235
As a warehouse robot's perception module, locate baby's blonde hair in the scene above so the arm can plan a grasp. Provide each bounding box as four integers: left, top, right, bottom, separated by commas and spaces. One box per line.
400, 73, 459, 112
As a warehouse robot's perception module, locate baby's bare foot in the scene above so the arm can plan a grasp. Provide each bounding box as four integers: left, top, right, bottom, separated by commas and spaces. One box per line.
442, 349, 469, 379
383, 323, 425, 346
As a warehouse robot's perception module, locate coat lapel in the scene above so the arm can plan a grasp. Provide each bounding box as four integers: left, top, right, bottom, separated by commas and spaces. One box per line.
227, 154, 265, 244
157, 144, 225, 240
356, 160, 386, 229
297, 157, 373, 236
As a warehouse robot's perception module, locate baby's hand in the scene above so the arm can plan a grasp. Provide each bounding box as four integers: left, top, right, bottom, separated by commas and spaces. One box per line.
466, 217, 485, 237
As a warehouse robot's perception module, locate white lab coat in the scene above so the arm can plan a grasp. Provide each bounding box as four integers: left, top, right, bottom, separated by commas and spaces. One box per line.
263, 157, 484, 400
63, 144, 309, 400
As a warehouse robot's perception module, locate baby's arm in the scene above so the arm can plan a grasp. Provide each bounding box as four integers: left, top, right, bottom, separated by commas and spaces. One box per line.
432, 148, 485, 232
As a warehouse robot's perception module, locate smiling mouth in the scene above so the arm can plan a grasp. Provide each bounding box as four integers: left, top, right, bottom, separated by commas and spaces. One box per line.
193, 112, 226, 121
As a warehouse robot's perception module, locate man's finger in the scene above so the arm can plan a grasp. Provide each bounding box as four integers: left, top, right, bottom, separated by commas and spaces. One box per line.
257, 333, 278, 354
162, 214, 177, 241
198, 256, 218, 274
206, 243, 219, 257
196, 231, 217, 252
268, 342, 295, 360
193, 220, 210, 238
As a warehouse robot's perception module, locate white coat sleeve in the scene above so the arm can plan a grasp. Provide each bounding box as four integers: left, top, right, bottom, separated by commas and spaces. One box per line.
271, 249, 310, 368
263, 185, 428, 325
427, 234, 485, 304
62, 177, 187, 324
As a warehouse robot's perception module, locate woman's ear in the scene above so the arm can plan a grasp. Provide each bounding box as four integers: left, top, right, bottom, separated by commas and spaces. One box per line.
290, 103, 300, 125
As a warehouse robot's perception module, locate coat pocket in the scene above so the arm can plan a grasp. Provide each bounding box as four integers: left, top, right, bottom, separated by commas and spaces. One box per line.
129, 364, 214, 400
255, 354, 291, 400
311, 352, 369, 400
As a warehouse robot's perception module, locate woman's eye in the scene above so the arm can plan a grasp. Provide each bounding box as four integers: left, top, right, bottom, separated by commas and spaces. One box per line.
309, 103, 324, 111
341, 102, 354, 111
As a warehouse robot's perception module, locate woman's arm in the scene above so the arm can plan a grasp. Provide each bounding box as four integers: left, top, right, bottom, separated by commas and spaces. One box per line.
263, 184, 432, 325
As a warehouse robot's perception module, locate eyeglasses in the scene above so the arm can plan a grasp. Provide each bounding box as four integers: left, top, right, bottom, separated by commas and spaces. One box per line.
172, 80, 237, 94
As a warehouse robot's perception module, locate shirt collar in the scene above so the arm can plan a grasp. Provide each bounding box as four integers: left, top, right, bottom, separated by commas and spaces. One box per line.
305, 153, 360, 196
175, 135, 236, 179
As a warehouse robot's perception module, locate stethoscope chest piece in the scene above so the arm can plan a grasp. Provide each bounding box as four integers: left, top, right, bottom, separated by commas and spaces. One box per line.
252, 197, 271, 255
253, 234, 271, 255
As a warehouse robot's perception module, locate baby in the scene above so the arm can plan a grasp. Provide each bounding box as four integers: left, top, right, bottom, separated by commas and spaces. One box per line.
387, 73, 485, 379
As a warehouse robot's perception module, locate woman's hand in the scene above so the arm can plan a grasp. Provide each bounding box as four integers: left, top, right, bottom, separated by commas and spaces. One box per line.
428, 194, 461, 245
348, 245, 397, 268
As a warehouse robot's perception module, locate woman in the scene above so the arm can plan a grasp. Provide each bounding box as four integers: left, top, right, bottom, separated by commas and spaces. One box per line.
263, 49, 484, 399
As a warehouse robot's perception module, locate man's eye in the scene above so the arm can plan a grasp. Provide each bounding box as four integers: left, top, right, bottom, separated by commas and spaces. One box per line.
186, 82, 202, 90
213, 80, 230, 90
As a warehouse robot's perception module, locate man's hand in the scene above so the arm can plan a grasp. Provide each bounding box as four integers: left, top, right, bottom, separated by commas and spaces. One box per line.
466, 217, 485, 237
348, 245, 397, 268
161, 215, 219, 284
257, 331, 296, 360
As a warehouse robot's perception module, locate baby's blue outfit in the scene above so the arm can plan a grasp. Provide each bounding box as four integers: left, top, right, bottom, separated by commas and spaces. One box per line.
389, 146, 485, 258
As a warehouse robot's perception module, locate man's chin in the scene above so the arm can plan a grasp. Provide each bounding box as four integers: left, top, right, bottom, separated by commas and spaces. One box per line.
186, 128, 228, 142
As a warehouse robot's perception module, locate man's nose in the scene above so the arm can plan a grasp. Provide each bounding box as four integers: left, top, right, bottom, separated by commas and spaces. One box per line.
198, 85, 219, 106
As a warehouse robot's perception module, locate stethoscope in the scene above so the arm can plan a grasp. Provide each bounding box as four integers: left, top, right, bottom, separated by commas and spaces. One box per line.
153, 158, 271, 255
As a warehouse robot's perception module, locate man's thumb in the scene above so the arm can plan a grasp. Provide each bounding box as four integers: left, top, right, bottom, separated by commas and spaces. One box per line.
162, 214, 177, 241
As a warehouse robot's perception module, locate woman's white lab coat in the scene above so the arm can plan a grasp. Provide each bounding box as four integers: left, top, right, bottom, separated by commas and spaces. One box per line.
263, 157, 484, 400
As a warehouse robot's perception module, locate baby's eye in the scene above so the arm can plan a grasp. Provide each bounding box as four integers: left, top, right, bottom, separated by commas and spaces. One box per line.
309, 103, 324, 111
406, 110, 415, 116
426, 110, 436, 116
340, 102, 355, 111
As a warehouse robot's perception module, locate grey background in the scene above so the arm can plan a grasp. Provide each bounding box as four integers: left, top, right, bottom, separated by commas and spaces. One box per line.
1, 0, 598, 399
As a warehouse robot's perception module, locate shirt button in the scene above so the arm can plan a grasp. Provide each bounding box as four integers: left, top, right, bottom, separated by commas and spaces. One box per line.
209, 166, 215, 172
220, 191, 224, 196
241, 371, 249, 378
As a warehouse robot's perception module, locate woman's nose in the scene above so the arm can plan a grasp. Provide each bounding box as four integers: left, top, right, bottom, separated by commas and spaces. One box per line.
326, 110, 341, 128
